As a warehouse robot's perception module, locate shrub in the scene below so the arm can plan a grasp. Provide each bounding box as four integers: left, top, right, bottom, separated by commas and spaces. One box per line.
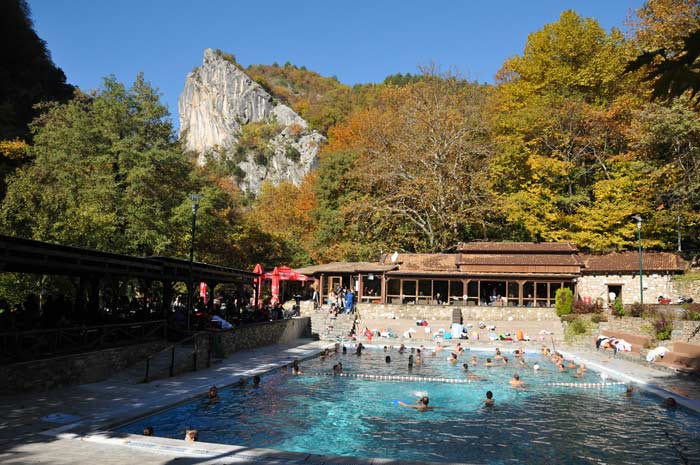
573, 298, 602, 314
555, 287, 573, 317
628, 302, 644, 318
591, 313, 607, 324
564, 318, 593, 342
285, 145, 301, 162
560, 314, 578, 323
652, 316, 673, 341
612, 297, 624, 317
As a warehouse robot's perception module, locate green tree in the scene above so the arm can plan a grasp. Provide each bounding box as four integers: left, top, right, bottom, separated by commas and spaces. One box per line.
1, 75, 196, 257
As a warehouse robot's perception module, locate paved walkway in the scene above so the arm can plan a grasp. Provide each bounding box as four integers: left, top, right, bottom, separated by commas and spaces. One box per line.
0, 338, 698, 465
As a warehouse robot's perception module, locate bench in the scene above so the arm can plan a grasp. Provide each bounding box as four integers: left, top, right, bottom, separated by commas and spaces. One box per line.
657, 341, 700, 373
597, 330, 651, 354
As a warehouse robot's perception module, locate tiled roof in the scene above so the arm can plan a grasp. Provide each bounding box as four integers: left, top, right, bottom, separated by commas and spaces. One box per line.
581, 252, 685, 273
295, 262, 397, 275
390, 253, 460, 272
458, 253, 583, 266
457, 241, 578, 253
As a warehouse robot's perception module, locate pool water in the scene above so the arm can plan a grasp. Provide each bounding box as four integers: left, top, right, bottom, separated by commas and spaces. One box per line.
117, 348, 700, 464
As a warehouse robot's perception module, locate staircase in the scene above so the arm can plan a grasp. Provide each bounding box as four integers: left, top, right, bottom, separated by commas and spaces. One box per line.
310, 312, 356, 341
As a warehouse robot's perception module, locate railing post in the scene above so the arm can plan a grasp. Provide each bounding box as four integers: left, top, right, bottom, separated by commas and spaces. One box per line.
207, 333, 212, 368
143, 357, 150, 383
169, 346, 175, 377
193, 337, 198, 372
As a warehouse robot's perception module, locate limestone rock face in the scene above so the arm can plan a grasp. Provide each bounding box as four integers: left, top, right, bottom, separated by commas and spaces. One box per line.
178, 49, 323, 194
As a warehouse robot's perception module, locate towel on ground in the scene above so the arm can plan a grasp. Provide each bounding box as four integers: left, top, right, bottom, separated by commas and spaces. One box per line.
646, 346, 669, 362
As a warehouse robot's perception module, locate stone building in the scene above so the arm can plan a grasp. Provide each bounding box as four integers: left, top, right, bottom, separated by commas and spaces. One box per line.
577, 251, 686, 305
296, 242, 689, 307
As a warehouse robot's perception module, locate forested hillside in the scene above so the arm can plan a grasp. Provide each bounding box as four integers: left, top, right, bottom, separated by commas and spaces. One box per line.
1, 0, 700, 294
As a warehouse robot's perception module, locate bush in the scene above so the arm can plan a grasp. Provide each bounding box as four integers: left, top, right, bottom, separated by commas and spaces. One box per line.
285, 145, 301, 162
591, 313, 608, 324
573, 298, 602, 314
560, 314, 578, 323
612, 297, 624, 317
652, 316, 673, 341
628, 302, 644, 317
564, 318, 593, 342
555, 287, 573, 317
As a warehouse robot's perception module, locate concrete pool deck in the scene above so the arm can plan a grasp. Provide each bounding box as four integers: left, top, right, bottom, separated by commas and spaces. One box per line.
0, 338, 698, 465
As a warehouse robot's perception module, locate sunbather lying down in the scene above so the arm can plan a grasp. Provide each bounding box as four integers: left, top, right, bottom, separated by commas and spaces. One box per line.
596, 335, 632, 353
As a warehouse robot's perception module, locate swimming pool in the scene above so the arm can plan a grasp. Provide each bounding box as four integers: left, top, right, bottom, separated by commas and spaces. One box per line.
117, 347, 700, 464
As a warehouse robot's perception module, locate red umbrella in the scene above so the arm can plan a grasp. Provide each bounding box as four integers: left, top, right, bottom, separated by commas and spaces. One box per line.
261, 266, 313, 303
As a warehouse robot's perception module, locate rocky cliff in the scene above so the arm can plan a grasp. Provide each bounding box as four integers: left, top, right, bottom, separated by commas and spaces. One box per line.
178, 49, 323, 194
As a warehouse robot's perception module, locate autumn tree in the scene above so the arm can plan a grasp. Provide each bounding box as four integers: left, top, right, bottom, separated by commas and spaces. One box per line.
491, 10, 655, 250
322, 72, 496, 254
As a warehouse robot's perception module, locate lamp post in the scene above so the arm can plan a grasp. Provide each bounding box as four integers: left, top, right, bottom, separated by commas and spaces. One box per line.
187, 194, 202, 331
632, 215, 643, 305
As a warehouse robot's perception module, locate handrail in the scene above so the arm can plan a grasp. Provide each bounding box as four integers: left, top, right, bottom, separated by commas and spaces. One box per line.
0, 320, 167, 363
0, 319, 167, 337
143, 331, 210, 383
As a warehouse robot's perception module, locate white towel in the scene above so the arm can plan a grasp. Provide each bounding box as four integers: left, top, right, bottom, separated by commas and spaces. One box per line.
646, 346, 669, 362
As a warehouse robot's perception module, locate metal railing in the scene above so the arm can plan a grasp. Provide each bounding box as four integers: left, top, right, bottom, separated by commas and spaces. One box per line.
0, 320, 167, 363
142, 331, 212, 383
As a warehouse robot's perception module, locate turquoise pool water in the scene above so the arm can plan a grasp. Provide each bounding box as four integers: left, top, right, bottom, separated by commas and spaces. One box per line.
118, 347, 700, 464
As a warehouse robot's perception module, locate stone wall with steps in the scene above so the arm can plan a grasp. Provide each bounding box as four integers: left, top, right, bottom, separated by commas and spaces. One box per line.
356, 303, 560, 322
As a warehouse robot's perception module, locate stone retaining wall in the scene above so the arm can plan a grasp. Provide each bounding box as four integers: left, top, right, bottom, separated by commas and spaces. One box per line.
600, 316, 700, 344
0, 340, 168, 395
356, 303, 559, 322
213, 317, 311, 356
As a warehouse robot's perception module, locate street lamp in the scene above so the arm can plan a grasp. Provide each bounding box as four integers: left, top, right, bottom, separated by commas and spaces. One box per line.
187, 194, 202, 331
632, 215, 643, 305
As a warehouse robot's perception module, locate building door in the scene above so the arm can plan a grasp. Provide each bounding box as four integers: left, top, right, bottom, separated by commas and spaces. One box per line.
607, 285, 622, 304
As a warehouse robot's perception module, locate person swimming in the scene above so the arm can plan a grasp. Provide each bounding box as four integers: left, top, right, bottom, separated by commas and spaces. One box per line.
386, 355, 392, 363
448, 352, 458, 363
470, 355, 478, 366
483, 358, 494, 367
185, 429, 198, 442
509, 373, 525, 388
208, 385, 220, 401
483, 390, 494, 407
462, 363, 482, 380
494, 348, 503, 361
502, 356, 509, 366
253, 375, 261, 386
399, 396, 436, 412
143, 426, 154, 436
236, 378, 247, 387
399, 344, 407, 354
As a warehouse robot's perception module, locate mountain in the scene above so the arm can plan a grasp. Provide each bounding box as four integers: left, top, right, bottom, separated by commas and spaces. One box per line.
178, 49, 324, 195
0, 0, 74, 141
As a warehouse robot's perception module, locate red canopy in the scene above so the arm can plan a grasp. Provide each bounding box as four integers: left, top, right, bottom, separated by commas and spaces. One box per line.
261, 266, 312, 304
262, 266, 311, 282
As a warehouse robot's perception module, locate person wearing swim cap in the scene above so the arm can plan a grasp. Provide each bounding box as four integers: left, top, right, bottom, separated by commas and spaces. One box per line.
533, 363, 540, 371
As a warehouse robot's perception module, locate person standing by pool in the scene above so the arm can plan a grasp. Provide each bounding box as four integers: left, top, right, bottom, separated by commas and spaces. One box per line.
399, 396, 436, 411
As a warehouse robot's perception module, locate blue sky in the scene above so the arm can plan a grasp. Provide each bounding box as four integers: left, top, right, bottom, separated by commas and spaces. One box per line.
29, 0, 643, 128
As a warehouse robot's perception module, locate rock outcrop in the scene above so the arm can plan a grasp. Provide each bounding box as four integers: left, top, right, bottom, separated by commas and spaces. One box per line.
178, 49, 323, 194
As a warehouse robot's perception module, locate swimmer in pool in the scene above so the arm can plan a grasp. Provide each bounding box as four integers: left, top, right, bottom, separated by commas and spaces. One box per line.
143, 426, 154, 436
483, 358, 494, 367
399, 344, 407, 354
502, 356, 509, 367
448, 352, 458, 363
208, 385, 220, 402
236, 377, 247, 387
624, 386, 635, 397
483, 390, 494, 407
462, 363, 482, 380
494, 348, 503, 361
253, 375, 261, 386
470, 355, 478, 366
509, 373, 525, 388
399, 396, 436, 411
435, 342, 444, 352
386, 355, 392, 363
518, 357, 528, 368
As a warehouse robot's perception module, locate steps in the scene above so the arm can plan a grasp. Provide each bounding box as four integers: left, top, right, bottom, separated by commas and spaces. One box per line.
310, 312, 356, 341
